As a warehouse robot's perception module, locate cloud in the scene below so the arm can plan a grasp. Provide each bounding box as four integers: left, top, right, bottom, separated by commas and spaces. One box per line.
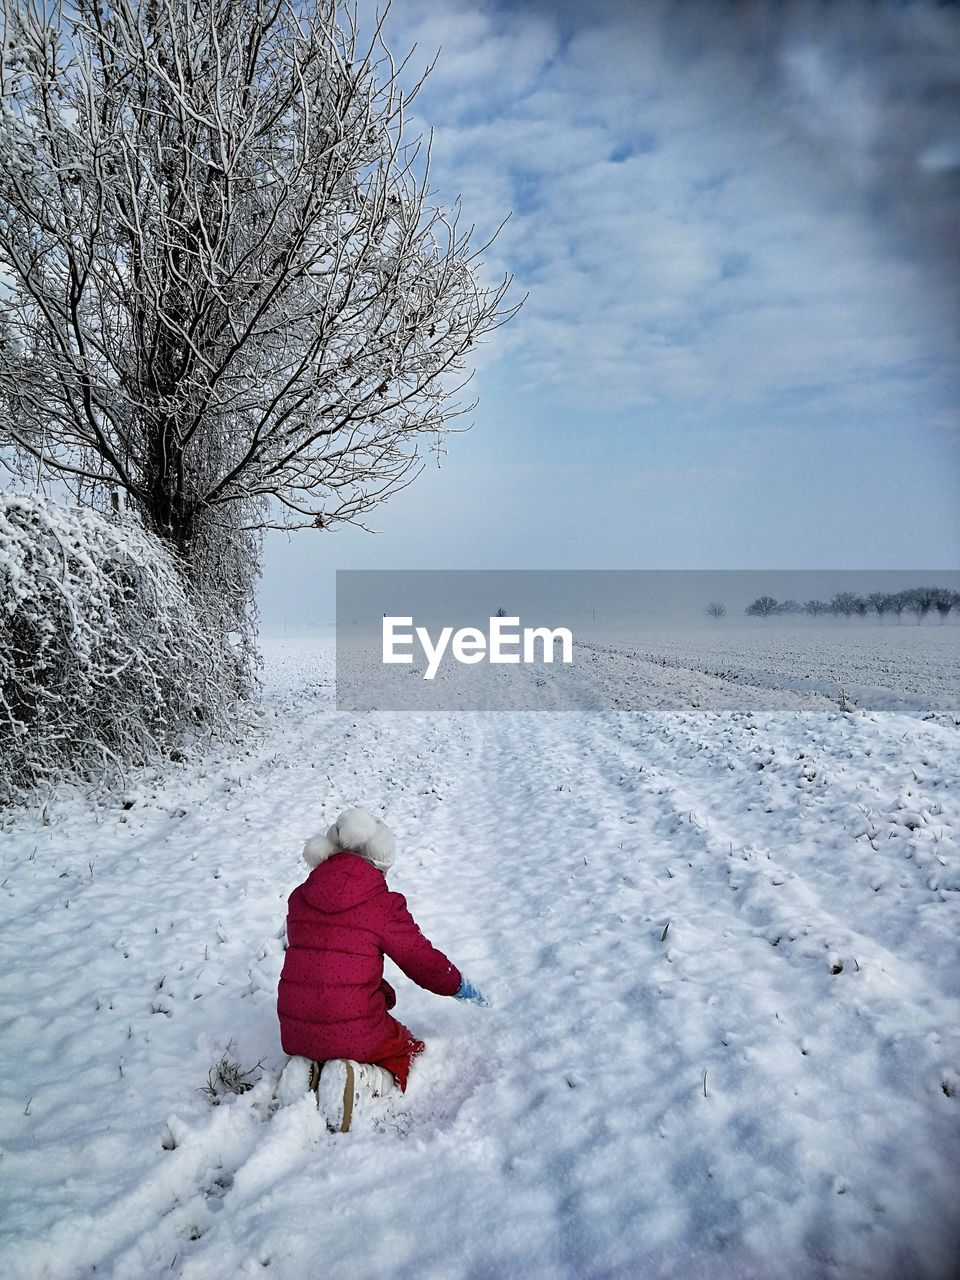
379, 0, 960, 416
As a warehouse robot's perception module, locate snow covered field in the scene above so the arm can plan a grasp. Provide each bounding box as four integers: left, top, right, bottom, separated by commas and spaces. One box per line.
2, 634, 959, 1279
579, 622, 960, 721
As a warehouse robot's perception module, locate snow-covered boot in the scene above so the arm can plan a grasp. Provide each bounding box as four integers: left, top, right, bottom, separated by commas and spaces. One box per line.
273, 1055, 321, 1109
317, 1059, 397, 1132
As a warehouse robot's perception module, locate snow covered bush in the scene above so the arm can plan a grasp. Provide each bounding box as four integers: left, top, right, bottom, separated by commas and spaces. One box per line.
0, 494, 249, 804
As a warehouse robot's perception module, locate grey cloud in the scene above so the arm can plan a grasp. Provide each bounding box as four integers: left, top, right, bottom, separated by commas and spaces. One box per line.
523, 0, 960, 274
378, 0, 959, 416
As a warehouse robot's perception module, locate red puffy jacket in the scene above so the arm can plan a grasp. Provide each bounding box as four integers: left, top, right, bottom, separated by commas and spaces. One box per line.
277, 851, 461, 1062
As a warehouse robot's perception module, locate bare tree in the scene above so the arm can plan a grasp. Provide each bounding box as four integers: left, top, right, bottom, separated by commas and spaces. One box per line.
888, 591, 903, 616
803, 599, 828, 616
935, 590, 958, 623
745, 596, 779, 618
0, 0, 516, 638
830, 592, 860, 618
706, 601, 726, 621
908, 587, 936, 624
867, 591, 891, 620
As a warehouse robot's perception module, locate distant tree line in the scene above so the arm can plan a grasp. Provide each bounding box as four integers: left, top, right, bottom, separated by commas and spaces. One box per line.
736, 587, 959, 622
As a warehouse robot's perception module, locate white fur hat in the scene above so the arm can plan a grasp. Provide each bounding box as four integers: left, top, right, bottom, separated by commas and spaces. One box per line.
302, 807, 396, 873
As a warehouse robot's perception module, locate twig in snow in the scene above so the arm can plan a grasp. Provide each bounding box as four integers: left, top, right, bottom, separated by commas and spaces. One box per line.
702, 1069, 708, 1098
661, 922, 670, 942
200, 1046, 264, 1105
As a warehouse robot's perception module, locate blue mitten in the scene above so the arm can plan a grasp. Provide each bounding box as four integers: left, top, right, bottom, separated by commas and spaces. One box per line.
454, 976, 490, 1007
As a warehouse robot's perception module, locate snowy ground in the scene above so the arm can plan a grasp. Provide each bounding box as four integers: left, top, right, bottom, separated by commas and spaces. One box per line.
2, 635, 959, 1279
578, 622, 960, 721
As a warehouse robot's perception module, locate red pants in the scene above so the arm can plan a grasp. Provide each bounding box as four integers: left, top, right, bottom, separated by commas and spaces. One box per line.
366, 1018, 424, 1092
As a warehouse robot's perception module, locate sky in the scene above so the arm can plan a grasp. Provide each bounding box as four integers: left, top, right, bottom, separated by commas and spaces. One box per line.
259, 0, 960, 628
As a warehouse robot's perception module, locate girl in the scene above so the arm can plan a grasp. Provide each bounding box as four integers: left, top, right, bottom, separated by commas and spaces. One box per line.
277, 808, 487, 1131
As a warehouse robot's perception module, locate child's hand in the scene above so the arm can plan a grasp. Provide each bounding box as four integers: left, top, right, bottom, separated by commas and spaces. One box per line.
454, 976, 490, 1007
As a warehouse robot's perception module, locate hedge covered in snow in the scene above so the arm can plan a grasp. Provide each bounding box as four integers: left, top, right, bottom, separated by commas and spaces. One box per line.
1, 494, 246, 804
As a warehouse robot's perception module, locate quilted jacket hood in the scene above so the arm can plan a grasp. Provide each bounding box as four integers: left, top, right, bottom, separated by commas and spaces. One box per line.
301, 850, 386, 914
